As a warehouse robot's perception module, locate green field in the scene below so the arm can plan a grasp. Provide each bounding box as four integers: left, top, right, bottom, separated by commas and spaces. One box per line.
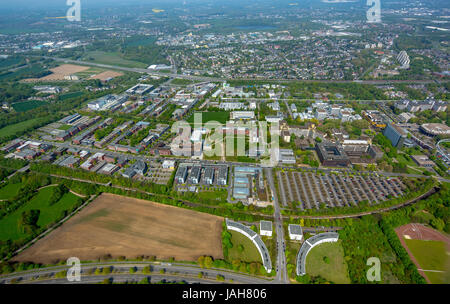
0, 118, 46, 140
188, 111, 230, 125
12, 100, 47, 112
0, 186, 81, 241
82, 51, 148, 69
59, 91, 84, 101
404, 239, 450, 284
0, 57, 24, 70
305, 241, 350, 284
0, 183, 21, 200
227, 230, 262, 263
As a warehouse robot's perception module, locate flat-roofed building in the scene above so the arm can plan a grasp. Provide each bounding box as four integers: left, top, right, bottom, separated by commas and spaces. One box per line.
217, 166, 228, 185
203, 167, 214, 185
260, 221, 273, 237
189, 166, 202, 184
231, 111, 255, 120
411, 155, 435, 167
288, 224, 303, 241
383, 123, 415, 148
315, 142, 351, 167
175, 165, 188, 184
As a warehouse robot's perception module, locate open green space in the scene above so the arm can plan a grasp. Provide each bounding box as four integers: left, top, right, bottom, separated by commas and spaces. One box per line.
196, 190, 228, 204
59, 91, 84, 101
0, 117, 46, 140
0, 57, 24, 70
227, 230, 262, 263
12, 100, 48, 112
0, 183, 21, 200
305, 241, 350, 284
81, 51, 148, 69
188, 111, 230, 125
0, 186, 81, 241
404, 238, 449, 284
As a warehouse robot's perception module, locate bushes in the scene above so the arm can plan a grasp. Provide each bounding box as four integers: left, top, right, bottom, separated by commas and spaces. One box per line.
379, 219, 426, 284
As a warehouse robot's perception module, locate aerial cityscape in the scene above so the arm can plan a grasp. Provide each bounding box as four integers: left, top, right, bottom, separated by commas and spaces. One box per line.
0, 0, 448, 293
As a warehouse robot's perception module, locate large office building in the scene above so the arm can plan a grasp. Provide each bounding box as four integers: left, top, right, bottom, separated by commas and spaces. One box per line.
383, 123, 415, 148
315, 142, 351, 167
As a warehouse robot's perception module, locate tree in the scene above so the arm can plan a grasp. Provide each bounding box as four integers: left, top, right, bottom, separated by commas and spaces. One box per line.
204, 256, 213, 269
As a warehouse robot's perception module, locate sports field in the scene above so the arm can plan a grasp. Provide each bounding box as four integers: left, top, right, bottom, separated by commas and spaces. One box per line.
227, 230, 262, 263
396, 223, 450, 284
404, 239, 449, 284
13, 193, 224, 264
305, 241, 350, 284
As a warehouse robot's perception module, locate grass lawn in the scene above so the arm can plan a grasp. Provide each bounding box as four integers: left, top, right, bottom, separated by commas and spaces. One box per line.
188, 111, 230, 125
0, 186, 81, 241
196, 190, 228, 204
305, 241, 350, 284
0, 183, 22, 200
59, 91, 84, 101
227, 230, 262, 263
0, 117, 46, 140
12, 100, 47, 112
82, 51, 148, 69
404, 239, 449, 284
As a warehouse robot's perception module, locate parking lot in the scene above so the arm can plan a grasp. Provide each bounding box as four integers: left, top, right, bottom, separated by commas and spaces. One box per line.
277, 170, 406, 210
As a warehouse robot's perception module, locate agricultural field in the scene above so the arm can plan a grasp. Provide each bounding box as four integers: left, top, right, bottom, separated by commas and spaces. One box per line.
0, 186, 81, 241
0, 57, 24, 70
404, 239, 450, 284
81, 51, 148, 69
89, 70, 124, 81
227, 230, 262, 263
13, 193, 224, 264
24, 64, 90, 82
58, 91, 84, 101
304, 241, 350, 284
11, 100, 47, 112
0, 117, 47, 140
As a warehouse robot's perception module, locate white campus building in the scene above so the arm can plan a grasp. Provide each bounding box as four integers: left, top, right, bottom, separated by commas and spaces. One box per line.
288, 224, 303, 241
260, 220, 273, 237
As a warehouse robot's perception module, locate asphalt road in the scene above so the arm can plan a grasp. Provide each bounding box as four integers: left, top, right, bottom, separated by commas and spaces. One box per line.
0, 262, 271, 284
40, 56, 447, 85
265, 168, 288, 284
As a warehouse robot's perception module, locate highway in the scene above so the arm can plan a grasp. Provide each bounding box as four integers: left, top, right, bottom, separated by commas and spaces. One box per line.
265, 168, 288, 284
0, 262, 271, 284
40, 56, 447, 85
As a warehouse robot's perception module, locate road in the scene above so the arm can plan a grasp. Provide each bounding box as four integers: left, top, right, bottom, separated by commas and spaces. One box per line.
265, 168, 288, 284
40, 56, 447, 85
0, 262, 271, 284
